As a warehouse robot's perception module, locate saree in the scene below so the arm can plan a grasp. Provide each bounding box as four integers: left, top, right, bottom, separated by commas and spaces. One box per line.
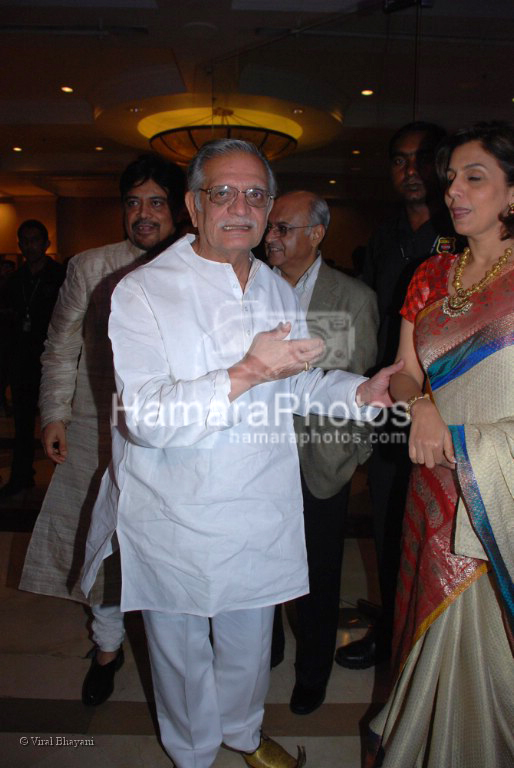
366, 256, 514, 768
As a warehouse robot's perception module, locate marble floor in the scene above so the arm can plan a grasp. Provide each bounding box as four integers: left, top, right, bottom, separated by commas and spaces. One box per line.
0, 412, 391, 768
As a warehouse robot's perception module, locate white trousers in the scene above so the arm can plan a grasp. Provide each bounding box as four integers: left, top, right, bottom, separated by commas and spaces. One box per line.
91, 603, 125, 652
143, 606, 274, 768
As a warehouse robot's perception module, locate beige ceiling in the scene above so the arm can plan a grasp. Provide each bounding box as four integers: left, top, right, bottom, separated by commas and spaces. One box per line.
0, 0, 513, 199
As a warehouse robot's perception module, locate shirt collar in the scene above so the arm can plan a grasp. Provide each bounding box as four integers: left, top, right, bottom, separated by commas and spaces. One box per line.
273, 253, 322, 291
295, 253, 322, 294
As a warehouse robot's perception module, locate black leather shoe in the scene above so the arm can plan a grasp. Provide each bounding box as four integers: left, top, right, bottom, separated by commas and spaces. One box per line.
289, 682, 326, 715
82, 646, 124, 706
334, 632, 388, 669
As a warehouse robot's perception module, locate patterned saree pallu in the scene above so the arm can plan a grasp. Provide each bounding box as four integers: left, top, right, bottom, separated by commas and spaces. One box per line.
394, 265, 514, 670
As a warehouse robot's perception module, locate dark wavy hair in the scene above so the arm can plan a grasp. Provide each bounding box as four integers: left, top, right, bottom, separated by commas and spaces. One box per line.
436, 121, 514, 239
119, 153, 186, 221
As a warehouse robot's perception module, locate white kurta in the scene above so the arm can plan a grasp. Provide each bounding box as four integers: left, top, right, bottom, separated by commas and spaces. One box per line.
83, 235, 377, 616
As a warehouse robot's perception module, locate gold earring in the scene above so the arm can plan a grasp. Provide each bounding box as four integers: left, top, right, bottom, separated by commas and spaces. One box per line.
509, 201, 514, 215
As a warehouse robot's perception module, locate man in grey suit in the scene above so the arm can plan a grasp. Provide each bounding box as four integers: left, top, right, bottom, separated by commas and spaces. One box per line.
265, 190, 378, 714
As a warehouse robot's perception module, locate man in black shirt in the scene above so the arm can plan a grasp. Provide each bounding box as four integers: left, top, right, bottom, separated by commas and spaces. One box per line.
0, 220, 65, 497
335, 122, 461, 669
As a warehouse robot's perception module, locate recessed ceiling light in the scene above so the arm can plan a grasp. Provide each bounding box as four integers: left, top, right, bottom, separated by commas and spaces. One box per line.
61, 85, 74, 93
13, 146, 22, 152
95, 146, 104, 151
292, 107, 304, 115
352, 149, 361, 155
329, 179, 336, 185
361, 89, 374, 96
128, 106, 143, 113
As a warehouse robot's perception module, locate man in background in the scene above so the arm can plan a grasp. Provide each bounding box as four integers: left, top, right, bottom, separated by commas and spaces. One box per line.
266, 190, 378, 714
19, 154, 185, 707
0, 258, 16, 419
335, 121, 460, 670
0, 220, 65, 498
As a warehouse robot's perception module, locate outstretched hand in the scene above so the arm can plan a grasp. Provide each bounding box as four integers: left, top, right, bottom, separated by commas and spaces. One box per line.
355, 360, 405, 408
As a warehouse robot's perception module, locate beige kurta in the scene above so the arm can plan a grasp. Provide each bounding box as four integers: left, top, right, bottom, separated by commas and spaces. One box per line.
19, 240, 143, 605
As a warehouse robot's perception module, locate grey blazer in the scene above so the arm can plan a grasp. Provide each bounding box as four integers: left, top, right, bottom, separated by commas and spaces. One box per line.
294, 260, 379, 499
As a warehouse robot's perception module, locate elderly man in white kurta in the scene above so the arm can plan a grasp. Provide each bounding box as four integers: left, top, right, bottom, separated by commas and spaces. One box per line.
83, 139, 401, 768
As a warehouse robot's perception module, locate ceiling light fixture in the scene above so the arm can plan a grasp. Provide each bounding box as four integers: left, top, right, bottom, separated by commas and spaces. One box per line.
96, 93, 343, 166
361, 89, 374, 96
61, 85, 74, 93
13, 146, 22, 152
143, 106, 301, 165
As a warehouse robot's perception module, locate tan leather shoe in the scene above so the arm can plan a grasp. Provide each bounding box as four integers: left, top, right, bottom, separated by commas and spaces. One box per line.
241, 733, 306, 767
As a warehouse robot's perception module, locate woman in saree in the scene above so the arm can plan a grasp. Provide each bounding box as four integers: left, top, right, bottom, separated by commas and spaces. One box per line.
366, 121, 514, 768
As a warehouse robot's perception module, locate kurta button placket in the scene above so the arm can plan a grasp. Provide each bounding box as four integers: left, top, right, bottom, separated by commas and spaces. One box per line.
241, 290, 254, 350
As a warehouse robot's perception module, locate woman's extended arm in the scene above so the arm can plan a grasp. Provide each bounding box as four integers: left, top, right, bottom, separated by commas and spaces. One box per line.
391, 318, 455, 469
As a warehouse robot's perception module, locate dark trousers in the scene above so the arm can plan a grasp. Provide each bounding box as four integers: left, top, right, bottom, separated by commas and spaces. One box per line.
273, 473, 351, 689
8, 358, 41, 487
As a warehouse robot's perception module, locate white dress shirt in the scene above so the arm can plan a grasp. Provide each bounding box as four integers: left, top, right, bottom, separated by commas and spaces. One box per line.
274, 253, 322, 314
82, 235, 378, 616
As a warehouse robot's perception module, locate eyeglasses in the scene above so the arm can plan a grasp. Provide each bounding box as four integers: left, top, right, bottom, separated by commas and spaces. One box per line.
199, 185, 273, 208
265, 223, 313, 237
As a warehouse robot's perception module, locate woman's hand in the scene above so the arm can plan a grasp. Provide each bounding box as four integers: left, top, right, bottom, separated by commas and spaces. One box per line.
408, 397, 456, 469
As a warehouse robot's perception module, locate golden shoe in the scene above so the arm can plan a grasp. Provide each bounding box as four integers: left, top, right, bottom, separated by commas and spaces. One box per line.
241, 733, 306, 767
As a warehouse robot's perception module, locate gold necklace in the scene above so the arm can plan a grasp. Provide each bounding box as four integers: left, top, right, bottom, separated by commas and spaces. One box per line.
442, 245, 512, 317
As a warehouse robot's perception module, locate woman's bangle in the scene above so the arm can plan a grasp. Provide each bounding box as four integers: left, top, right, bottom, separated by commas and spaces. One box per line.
405, 392, 431, 419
